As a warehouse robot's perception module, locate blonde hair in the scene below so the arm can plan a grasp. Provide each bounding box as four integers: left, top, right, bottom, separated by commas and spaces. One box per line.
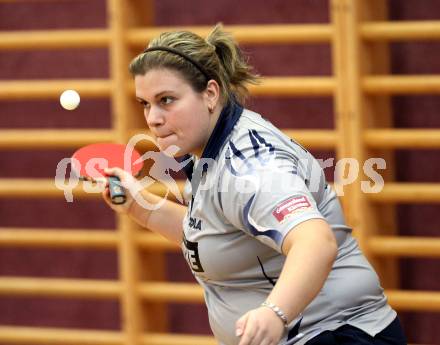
129, 24, 259, 104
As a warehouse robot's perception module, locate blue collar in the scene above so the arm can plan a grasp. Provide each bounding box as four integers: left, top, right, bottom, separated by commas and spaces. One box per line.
182, 100, 243, 180
201, 100, 243, 160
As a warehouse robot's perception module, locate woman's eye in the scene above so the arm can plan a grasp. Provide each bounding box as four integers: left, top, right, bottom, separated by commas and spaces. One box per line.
139, 101, 149, 109
161, 96, 174, 105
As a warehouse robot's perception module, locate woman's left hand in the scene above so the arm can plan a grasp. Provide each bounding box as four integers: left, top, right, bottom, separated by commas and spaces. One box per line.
236, 306, 285, 345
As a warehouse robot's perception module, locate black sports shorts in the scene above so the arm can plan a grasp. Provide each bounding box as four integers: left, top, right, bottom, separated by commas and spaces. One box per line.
305, 317, 407, 345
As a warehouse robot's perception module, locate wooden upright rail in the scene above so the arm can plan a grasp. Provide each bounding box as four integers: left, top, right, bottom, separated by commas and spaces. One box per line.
0, 0, 439, 344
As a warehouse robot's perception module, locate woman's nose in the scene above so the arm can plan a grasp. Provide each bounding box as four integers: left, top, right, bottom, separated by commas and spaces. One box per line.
145, 106, 164, 127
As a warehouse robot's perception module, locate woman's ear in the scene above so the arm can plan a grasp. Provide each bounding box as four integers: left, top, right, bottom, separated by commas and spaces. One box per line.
204, 79, 221, 111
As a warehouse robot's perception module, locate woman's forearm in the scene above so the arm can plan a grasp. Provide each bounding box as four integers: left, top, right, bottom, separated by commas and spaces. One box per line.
128, 189, 187, 245
267, 219, 338, 323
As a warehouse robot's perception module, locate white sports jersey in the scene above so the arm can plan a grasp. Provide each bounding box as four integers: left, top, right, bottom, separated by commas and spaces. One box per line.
181, 102, 396, 345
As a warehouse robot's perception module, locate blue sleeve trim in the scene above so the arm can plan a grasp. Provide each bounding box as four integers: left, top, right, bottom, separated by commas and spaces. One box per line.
242, 194, 283, 245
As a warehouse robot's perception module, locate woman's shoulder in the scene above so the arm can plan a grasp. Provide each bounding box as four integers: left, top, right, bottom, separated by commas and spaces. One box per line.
230, 109, 283, 146
237, 108, 278, 134
228, 108, 307, 159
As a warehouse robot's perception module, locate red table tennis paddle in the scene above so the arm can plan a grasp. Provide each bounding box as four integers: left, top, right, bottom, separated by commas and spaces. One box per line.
71, 143, 143, 204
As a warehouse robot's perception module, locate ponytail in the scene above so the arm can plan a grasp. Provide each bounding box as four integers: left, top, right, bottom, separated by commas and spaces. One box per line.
206, 24, 259, 104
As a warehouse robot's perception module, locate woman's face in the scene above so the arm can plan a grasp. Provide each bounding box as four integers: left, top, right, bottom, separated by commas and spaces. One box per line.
134, 68, 219, 156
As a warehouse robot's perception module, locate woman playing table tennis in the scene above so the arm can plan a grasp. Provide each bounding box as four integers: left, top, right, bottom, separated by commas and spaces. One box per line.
102, 24, 406, 345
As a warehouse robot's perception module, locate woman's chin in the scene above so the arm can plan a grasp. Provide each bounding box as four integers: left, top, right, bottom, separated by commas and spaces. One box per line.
156, 134, 182, 154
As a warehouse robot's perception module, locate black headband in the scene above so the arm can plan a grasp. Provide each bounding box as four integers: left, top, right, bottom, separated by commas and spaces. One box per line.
143, 46, 211, 81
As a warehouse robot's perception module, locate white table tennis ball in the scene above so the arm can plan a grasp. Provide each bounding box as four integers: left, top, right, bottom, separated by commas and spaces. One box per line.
60, 89, 80, 110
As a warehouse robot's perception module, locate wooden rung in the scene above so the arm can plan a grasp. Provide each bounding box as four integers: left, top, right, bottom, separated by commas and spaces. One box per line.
368, 236, 440, 257
362, 21, 440, 41
137, 232, 180, 251
364, 75, 440, 94
365, 129, 440, 149
0, 229, 118, 249
138, 282, 204, 303
0, 326, 122, 345
0, 228, 178, 251
249, 77, 334, 96
0, 29, 109, 50
0, 128, 334, 150
386, 289, 440, 311
142, 333, 217, 345
284, 130, 336, 149
0, 24, 331, 51
0, 179, 186, 199
0, 277, 202, 303
1, 22, 439, 54
368, 183, 440, 203
0, 326, 216, 345
128, 24, 332, 45
0, 79, 111, 100
0, 129, 115, 149
0, 277, 120, 299
0, 179, 98, 198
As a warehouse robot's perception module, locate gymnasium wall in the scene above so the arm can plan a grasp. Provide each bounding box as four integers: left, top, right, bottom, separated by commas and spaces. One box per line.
0, 0, 439, 344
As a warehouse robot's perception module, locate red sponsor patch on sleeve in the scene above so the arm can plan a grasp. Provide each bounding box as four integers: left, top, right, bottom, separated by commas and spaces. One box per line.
272, 196, 312, 223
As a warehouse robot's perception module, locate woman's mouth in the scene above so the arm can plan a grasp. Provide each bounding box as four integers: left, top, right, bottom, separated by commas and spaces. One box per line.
156, 133, 177, 149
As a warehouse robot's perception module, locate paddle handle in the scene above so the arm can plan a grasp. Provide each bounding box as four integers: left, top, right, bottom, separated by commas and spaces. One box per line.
108, 176, 126, 204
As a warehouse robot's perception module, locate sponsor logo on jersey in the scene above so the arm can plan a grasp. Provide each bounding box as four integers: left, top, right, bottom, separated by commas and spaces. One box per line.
183, 234, 204, 272
188, 216, 202, 230
272, 196, 311, 223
